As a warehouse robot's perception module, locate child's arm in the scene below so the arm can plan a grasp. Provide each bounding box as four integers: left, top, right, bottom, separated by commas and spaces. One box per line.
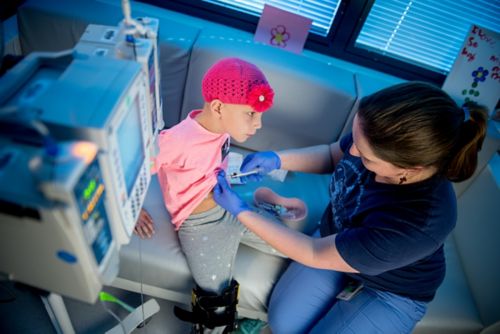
133, 208, 155, 239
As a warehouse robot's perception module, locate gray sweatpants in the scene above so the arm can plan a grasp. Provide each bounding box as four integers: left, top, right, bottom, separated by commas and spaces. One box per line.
178, 205, 285, 294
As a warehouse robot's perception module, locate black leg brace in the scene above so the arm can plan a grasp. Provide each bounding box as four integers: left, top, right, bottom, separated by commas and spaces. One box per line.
174, 280, 239, 333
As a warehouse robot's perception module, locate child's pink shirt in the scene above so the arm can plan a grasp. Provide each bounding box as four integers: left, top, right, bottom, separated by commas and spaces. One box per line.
152, 110, 230, 230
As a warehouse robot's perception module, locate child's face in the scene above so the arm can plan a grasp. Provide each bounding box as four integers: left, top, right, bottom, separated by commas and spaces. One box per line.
219, 103, 263, 143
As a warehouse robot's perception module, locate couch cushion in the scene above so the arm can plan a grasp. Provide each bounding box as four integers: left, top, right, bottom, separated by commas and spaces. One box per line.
17, 0, 199, 128
452, 154, 500, 327
338, 72, 404, 138
414, 236, 483, 334
181, 35, 357, 151
413, 155, 500, 334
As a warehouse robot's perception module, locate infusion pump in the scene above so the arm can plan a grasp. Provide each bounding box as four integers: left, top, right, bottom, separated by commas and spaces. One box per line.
0, 51, 152, 246
75, 17, 164, 141
0, 138, 119, 303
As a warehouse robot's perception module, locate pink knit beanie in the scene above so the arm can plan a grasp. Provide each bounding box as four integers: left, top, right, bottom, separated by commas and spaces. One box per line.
202, 57, 274, 112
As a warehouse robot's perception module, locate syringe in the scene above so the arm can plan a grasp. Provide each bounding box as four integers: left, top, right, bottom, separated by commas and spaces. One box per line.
230, 169, 261, 179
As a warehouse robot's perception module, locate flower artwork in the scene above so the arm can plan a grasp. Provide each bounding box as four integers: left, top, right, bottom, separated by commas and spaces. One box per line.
254, 4, 312, 54
270, 25, 290, 48
464, 66, 489, 101
443, 25, 500, 115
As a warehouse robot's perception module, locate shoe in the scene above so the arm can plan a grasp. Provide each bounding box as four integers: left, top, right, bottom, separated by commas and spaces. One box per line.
234, 318, 267, 334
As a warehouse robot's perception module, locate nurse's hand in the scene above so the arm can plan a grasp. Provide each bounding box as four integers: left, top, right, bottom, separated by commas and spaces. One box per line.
134, 208, 155, 239
239, 151, 281, 183
213, 170, 251, 217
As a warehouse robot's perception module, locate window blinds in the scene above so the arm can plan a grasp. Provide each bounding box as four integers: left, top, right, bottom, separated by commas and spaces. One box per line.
203, 0, 341, 36
356, 0, 500, 73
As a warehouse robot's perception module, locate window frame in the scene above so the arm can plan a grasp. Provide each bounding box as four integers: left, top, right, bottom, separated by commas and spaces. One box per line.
138, 0, 446, 84
333, 0, 446, 83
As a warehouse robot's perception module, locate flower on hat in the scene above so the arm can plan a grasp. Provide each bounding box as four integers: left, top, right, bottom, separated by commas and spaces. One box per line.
247, 84, 274, 112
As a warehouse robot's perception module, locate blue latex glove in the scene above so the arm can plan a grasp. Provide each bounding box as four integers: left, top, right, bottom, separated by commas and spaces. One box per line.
213, 170, 251, 216
239, 151, 281, 183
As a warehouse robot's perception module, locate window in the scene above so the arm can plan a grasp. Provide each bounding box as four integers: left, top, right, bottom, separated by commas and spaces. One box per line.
139, 0, 500, 84
355, 0, 500, 74
202, 0, 341, 37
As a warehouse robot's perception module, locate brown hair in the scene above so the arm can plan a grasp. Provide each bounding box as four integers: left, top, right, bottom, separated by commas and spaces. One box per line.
357, 81, 488, 182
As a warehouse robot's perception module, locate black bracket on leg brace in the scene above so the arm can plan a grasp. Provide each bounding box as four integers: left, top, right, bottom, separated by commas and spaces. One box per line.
174, 280, 239, 333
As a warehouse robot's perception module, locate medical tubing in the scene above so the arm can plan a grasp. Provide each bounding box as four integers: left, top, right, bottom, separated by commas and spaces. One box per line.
121, 0, 132, 25
0, 112, 59, 181
138, 234, 147, 332
120, 0, 147, 36
99, 292, 135, 313
100, 299, 127, 334
131, 36, 138, 61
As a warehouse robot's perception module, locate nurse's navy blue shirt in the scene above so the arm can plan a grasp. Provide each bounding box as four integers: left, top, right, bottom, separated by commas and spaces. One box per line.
320, 134, 456, 302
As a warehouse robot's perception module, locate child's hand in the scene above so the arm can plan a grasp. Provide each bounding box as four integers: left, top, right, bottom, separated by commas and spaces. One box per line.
134, 208, 155, 239
240, 151, 281, 182
213, 170, 251, 216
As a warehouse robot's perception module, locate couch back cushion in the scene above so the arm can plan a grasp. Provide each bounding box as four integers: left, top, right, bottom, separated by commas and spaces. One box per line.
181, 35, 357, 151
337, 72, 404, 139
453, 153, 500, 326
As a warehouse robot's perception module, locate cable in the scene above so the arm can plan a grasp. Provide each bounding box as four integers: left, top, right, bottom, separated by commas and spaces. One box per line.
130, 35, 138, 61
100, 299, 127, 334
0, 107, 59, 182
118, 3, 151, 330
121, 0, 132, 24
0, 106, 57, 155
120, 0, 147, 37
138, 235, 147, 332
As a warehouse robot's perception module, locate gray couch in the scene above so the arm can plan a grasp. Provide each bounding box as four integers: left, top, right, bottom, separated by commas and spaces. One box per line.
14, 0, 500, 332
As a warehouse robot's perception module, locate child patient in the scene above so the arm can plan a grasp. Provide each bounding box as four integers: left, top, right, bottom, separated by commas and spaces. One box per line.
134, 57, 281, 333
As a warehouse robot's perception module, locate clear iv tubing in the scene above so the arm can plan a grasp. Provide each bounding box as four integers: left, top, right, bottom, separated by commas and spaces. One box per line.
120, 0, 155, 38
120, 3, 151, 331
